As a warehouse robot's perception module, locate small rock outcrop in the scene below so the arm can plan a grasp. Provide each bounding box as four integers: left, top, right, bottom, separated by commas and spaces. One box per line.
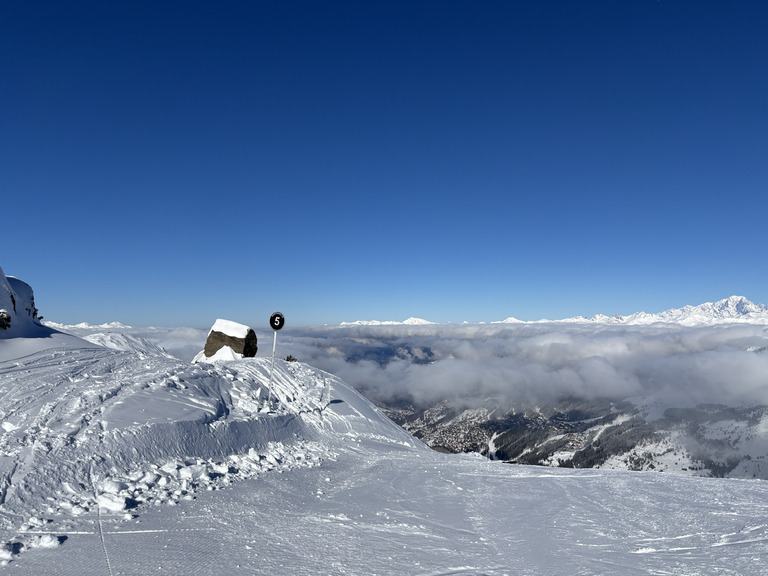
197, 318, 258, 361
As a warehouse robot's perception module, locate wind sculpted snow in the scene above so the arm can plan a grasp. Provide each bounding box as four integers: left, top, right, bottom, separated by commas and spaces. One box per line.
0, 332, 420, 565
2, 332, 768, 574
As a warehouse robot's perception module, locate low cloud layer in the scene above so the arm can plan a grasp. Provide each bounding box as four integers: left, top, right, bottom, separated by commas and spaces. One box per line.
278, 323, 768, 410
96, 322, 768, 411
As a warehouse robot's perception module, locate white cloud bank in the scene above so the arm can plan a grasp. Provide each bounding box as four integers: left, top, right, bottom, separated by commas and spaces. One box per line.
280, 323, 768, 410
53, 321, 768, 411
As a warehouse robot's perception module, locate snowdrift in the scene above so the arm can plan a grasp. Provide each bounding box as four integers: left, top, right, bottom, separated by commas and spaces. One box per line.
0, 331, 422, 564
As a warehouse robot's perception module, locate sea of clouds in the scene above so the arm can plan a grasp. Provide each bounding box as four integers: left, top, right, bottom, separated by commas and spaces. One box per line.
107, 322, 768, 412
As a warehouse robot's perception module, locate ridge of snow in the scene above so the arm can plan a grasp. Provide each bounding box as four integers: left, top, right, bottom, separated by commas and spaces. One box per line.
82, 332, 174, 358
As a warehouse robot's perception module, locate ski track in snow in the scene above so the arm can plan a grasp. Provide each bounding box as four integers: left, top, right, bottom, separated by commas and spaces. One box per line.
1, 333, 768, 574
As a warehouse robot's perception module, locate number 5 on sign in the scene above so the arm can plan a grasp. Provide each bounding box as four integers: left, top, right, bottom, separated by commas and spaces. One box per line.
267, 312, 284, 405
270, 312, 285, 331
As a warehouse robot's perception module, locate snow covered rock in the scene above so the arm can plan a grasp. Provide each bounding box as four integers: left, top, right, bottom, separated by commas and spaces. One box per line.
195, 318, 258, 362
0, 266, 44, 338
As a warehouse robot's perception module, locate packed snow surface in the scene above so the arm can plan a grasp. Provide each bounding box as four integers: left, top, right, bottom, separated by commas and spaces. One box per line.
2, 331, 768, 574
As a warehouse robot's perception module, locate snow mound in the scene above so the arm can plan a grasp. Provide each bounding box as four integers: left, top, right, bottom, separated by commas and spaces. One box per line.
0, 334, 423, 562
192, 345, 241, 363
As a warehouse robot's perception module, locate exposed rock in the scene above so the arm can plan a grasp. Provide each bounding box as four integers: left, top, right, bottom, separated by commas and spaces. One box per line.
201, 318, 258, 359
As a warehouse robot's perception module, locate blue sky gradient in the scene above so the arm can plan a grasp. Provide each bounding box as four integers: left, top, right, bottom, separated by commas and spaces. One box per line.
3, 1, 767, 327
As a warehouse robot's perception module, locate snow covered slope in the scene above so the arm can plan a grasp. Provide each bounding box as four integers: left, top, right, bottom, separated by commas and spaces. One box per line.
3, 331, 768, 574
0, 331, 420, 565
344, 296, 768, 326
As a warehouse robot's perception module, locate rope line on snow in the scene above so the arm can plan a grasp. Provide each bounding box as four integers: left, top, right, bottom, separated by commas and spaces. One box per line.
89, 460, 115, 576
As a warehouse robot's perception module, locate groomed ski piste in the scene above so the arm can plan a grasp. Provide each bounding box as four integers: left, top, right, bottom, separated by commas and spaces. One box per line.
2, 329, 768, 575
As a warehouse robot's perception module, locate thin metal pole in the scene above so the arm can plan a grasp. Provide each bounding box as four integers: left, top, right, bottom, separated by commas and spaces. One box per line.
267, 329, 277, 404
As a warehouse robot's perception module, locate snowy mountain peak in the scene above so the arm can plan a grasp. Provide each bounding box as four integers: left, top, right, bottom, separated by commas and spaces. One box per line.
495, 316, 524, 324
620, 295, 768, 326
341, 317, 435, 326
563, 295, 768, 326
402, 317, 435, 325
691, 295, 767, 317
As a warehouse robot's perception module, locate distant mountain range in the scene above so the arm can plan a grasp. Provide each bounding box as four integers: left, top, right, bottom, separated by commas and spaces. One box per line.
341, 317, 436, 326
42, 296, 768, 330
499, 295, 768, 326
344, 296, 768, 327
44, 320, 133, 331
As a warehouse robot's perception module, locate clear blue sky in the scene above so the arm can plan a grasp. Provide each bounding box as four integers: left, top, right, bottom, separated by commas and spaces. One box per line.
3, 1, 767, 328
